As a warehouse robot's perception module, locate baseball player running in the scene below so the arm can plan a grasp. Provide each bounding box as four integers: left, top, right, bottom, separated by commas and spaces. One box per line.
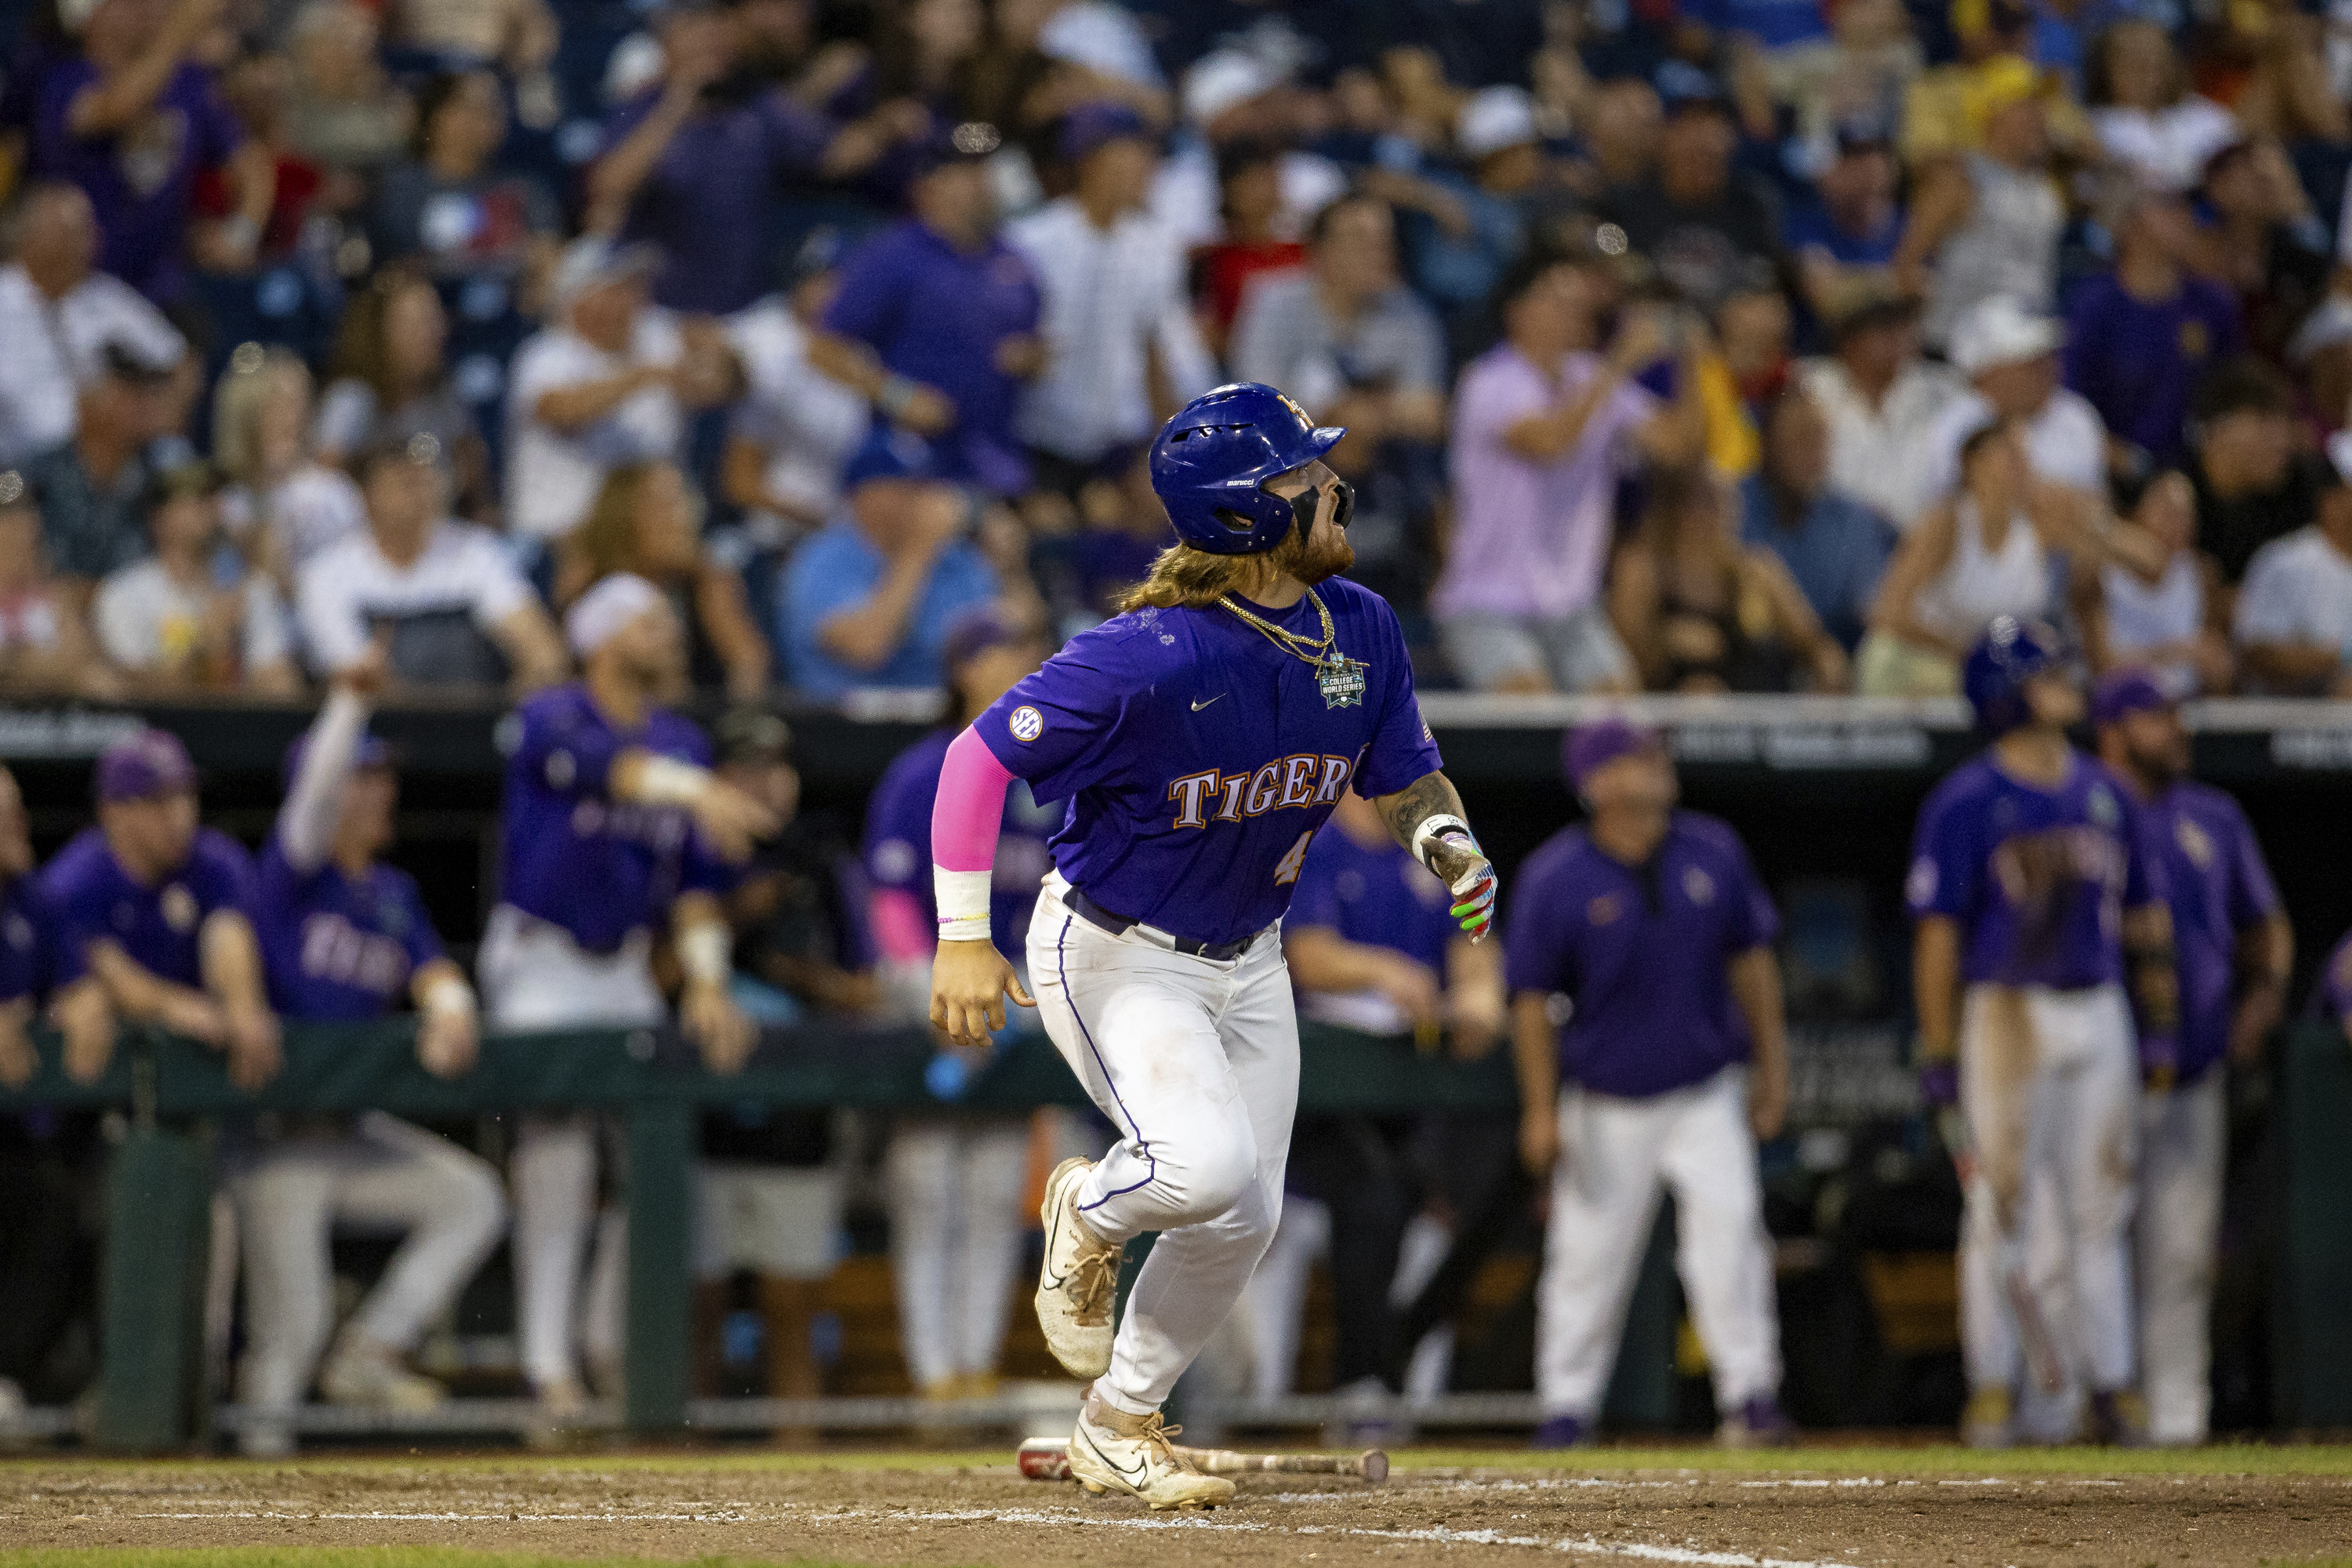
1907, 618, 2177, 1448
480, 573, 775, 1428
1508, 718, 1793, 1449
230, 659, 507, 1454
2090, 669, 2290, 1446
927, 383, 1496, 1509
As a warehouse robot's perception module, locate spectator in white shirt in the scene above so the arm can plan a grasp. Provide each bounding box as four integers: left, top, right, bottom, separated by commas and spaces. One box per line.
2086, 21, 2237, 193
0, 470, 116, 699
212, 345, 368, 594
1798, 290, 1965, 532
503, 237, 738, 548
2233, 433, 2352, 696
721, 235, 870, 543
1919, 294, 2108, 503
95, 463, 299, 699
1150, 50, 1346, 249
302, 434, 565, 693
0, 183, 186, 466
1009, 103, 1213, 493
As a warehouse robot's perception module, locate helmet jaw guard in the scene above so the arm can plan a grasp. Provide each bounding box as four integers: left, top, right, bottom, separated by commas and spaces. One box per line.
1149, 383, 1347, 556
1963, 616, 2063, 737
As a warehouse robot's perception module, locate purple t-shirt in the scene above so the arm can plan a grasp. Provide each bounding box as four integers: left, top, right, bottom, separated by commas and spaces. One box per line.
252, 840, 445, 1021
499, 682, 733, 953
973, 579, 1442, 948
40, 826, 254, 989
1434, 345, 1656, 622
1906, 751, 2161, 990
2063, 272, 2241, 466
0, 876, 55, 1004
1287, 823, 1456, 975
1504, 811, 1779, 1098
865, 727, 1062, 956
821, 220, 1043, 496
31, 59, 244, 302
2138, 779, 2278, 1081
601, 85, 833, 316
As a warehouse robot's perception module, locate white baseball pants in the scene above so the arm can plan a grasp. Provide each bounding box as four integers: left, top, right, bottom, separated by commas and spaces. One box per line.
477, 904, 666, 1390
2136, 1071, 2224, 1443
228, 1112, 506, 1413
1958, 983, 2139, 1400
1534, 1067, 1780, 1419
1027, 873, 1298, 1416
884, 1116, 1031, 1390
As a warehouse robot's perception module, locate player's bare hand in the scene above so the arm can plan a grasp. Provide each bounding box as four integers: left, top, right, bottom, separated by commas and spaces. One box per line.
335, 636, 392, 699
684, 979, 757, 1075
993, 333, 1047, 379
1448, 991, 1504, 1061
1519, 1102, 1559, 1178
223, 1002, 282, 1091
691, 780, 780, 864
1747, 1062, 1788, 1141
895, 382, 956, 437
931, 939, 1033, 1047
158, 985, 231, 1047
416, 1007, 479, 1080
1377, 960, 1441, 1030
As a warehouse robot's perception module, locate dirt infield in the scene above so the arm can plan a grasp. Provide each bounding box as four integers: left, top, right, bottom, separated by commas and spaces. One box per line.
6, 1446, 2351, 1568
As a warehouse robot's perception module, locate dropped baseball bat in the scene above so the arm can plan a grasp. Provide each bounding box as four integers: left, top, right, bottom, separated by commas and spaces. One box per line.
1939, 1107, 2066, 1396
1017, 1436, 1388, 1484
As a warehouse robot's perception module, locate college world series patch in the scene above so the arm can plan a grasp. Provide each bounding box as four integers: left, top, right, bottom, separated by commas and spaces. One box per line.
1316, 655, 1367, 710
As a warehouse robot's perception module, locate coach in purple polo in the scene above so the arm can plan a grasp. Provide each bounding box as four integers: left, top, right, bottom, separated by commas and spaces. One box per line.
41, 728, 278, 1089
1506, 718, 1791, 1448
2091, 668, 2291, 1446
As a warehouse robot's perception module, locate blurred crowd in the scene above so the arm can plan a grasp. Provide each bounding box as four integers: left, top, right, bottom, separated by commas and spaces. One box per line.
9, 0, 2352, 710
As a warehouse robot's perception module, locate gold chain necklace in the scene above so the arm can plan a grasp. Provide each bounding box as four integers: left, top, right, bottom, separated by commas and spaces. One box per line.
1216, 589, 1337, 668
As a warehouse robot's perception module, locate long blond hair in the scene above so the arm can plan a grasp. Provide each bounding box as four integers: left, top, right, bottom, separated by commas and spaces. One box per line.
1116, 541, 1295, 612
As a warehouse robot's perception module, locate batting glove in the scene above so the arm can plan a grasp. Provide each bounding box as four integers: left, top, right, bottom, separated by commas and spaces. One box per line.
1446, 848, 1497, 942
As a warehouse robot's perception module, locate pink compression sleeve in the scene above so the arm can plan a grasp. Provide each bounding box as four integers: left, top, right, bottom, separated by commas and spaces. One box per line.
870, 889, 932, 964
931, 724, 1014, 873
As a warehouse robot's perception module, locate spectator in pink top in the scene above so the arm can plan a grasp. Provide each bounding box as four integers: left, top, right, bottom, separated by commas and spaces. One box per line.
1431, 250, 1707, 693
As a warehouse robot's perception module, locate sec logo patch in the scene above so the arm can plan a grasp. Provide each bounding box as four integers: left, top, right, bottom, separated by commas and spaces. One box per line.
1009, 706, 1044, 742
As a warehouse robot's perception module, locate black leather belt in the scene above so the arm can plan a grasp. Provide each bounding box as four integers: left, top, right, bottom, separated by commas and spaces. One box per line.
1070, 888, 1256, 962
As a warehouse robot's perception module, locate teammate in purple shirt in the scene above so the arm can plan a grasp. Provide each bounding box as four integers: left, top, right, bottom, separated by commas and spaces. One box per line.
927, 383, 1495, 1508
228, 662, 506, 1455
2091, 668, 2291, 1446
1907, 619, 2178, 1448
42, 728, 278, 1090
478, 573, 777, 1427
1506, 719, 1793, 1449
0, 767, 53, 1088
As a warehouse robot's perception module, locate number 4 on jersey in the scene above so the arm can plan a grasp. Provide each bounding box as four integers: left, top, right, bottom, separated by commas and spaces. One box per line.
1273, 829, 1313, 886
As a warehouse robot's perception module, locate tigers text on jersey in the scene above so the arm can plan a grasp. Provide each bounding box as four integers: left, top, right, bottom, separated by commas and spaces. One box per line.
252, 837, 446, 1019
1906, 750, 2161, 991
499, 682, 733, 953
973, 577, 1440, 948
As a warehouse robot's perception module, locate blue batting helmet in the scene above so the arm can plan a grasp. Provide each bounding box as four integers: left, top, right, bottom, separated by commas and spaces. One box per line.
1149, 383, 1346, 555
1962, 615, 2063, 737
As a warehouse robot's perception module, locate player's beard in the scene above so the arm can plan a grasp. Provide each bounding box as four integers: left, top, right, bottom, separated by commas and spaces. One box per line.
1272, 500, 1356, 586
2126, 734, 2187, 789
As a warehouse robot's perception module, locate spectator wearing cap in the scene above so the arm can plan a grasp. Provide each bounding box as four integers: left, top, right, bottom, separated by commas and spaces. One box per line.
314, 267, 492, 521
1007, 103, 1212, 493
720, 237, 871, 540
298, 435, 564, 693
2071, 469, 2234, 696
24, 0, 274, 303
0, 470, 115, 700
2064, 184, 2241, 474
2085, 20, 2236, 193
1149, 49, 1348, 249
813, 125, 1046, 498
504, 237, 741, 549
557, 461, 770, 700
95, 462, 297, 699
16, 341, 180, 601
1920, 294, 2107, 503
2231, 431, 2352, 696
0, 183, 186, 467
1895, 56, 2063, 353
1598, 64, 1790, 315
2183, 357, 2321, 586
367, 70, 561, 295
1784, 123, 1906, 321
1739, 387, 1895, 652
42, 728, 278, 1091
212, 345, 369, 595
780, 429, 1002, 699
1432, 250, 1705, 695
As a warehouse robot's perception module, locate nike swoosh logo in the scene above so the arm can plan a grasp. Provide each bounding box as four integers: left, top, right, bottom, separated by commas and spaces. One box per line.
1192, 694, 1225, 711
1079, 1428, 1145, 1479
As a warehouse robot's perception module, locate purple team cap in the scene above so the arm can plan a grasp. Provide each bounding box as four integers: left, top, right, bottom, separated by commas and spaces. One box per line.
281, 726, 395, 792
1563, 717, 1664, 793
96, 728, 197, 803
940, 607, 1015, 673
1059, 101, 1150, 165
2091, 667, 2172, 728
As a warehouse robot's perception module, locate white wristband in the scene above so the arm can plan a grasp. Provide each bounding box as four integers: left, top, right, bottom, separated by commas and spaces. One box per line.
677, 920, 731, 985
1409, 812, 1475, 870
633, 754, 713, 808
935, 866, 992, 943
423, 975, 476, 1019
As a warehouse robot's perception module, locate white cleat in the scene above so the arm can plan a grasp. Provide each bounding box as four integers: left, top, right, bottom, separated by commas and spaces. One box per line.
1035, 1156, 1123, 1379
1066, 1396, 1236, 1511
318, 1330, 447, 1413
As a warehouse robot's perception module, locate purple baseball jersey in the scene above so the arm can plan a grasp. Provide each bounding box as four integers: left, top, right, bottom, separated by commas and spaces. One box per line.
866, 728, 1060, 956
1504, 811, 1779, 1098
1287, 825, 1457, 974
499, 683, 733, 953
971, 579, 1442, 948
40, 826, 255, 989
1906, 752, 2162, 991
0, 876, 54, 1004
2319, 928, 2352, 1027
2138, 779, 2279, 1081
252, 840, 445, 1020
